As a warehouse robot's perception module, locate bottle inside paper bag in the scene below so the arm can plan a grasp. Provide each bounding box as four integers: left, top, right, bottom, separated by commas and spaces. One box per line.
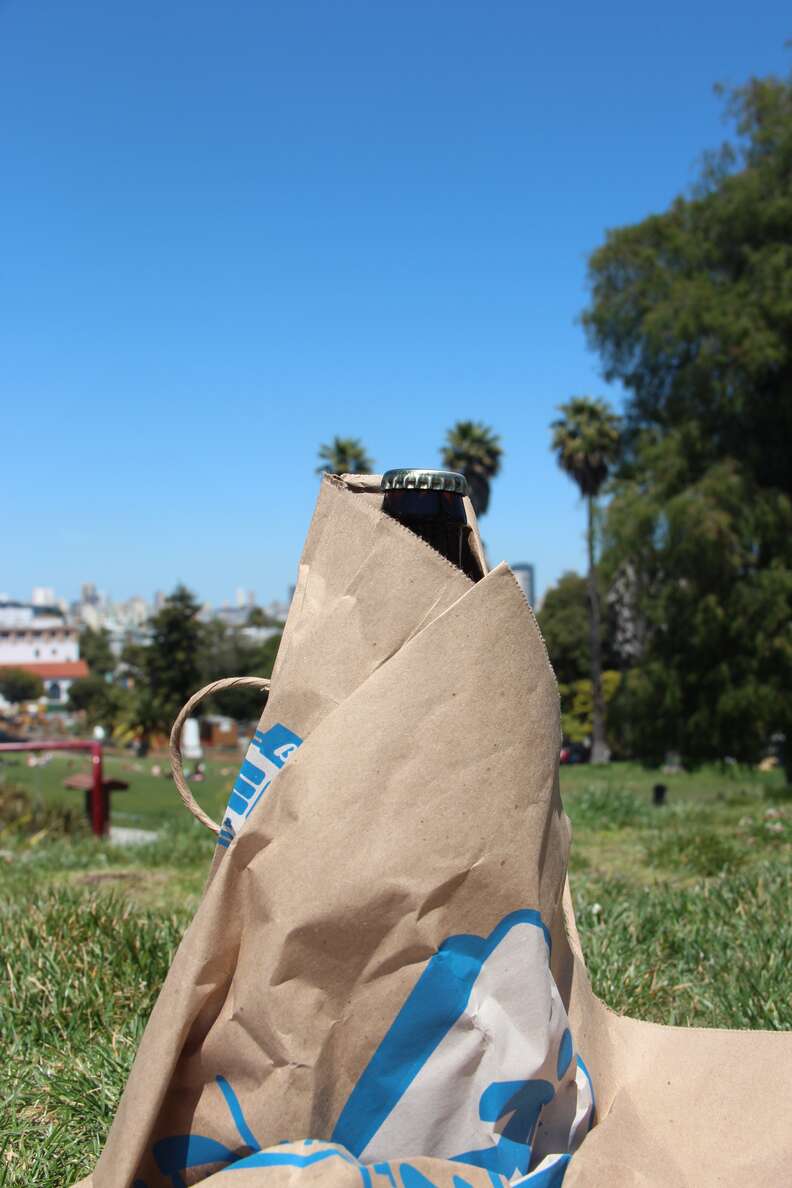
77, 469, 598, 1188
73, 466, 792, 1188
218, 467, 483, 849
380, 468, 484, 581
206, 470, 594, 1186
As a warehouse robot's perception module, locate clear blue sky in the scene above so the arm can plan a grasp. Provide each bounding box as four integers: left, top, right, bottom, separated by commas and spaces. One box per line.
3, 2, 789, 608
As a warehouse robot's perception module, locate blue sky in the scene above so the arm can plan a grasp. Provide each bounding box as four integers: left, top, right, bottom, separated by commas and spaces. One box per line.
2, 1, 789, 607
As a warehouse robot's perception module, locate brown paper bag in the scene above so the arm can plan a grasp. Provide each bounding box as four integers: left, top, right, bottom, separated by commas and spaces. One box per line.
73, 476, 792, 1188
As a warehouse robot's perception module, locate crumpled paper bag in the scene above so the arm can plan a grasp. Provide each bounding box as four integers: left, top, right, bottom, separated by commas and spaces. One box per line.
73, 475, 792, 1188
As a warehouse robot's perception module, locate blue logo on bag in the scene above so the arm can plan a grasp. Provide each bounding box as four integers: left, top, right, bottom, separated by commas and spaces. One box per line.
144, 911, 594, 1187
331, 910, 552, 1157
454, 1079, 556, 1178
144, 1079, 573, 1188
219, 723, 303, 847
150, 1075, 260, 1185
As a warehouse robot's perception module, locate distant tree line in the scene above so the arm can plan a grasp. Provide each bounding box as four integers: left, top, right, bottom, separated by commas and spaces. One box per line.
66, 588, 282, 745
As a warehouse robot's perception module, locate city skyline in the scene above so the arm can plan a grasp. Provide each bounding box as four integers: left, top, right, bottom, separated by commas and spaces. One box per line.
1, 562, 536, 619
0, 583, 286, 616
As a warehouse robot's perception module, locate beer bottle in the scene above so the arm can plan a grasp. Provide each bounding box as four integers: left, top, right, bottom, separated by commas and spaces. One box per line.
380, 469, 483, 581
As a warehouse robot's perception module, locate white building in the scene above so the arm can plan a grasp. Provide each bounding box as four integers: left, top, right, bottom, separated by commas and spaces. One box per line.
0, 601, 88, 704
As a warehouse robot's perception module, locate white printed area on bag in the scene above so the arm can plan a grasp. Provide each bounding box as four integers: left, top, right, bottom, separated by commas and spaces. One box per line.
217, 723, 303, 849
332, 911, 595, 1181
144, 912, 594, 1188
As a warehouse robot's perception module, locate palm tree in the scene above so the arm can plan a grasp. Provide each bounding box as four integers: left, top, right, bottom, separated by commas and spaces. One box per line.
441, 421, 503, 517
551, 397, 620, 764
316, 436, 374, 475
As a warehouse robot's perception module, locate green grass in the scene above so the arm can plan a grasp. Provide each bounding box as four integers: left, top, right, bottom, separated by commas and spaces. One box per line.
1, 880, 191, 1187
561, 760, 790, 884
0, 759, 790, 1185
572, 864, 790, 1028
0, 748, 236, 827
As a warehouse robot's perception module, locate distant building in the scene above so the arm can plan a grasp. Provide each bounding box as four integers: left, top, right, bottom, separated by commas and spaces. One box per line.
80, 582, 100, 606
200, 715, 239, 748
510, 563, 536, 607
113, 596, 149, 629
267, 592, 292, 622
208, 605, 250, 629
200, 588, 290, 630
0, 602, 78, 665
64, 584, 153, 658
0, 601, 88, 704
240, 625, 280, 645
235, 587, 256, 609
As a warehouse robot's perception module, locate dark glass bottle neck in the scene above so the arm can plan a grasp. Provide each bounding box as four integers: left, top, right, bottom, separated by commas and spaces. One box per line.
382, 488, 482, 581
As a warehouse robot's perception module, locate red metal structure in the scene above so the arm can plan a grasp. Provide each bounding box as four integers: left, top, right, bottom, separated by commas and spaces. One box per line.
0, 739, 108, 836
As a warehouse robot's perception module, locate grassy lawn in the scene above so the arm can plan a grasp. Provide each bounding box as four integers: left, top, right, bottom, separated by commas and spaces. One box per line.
0, 748, 237, 831
0, 756, 790, 1185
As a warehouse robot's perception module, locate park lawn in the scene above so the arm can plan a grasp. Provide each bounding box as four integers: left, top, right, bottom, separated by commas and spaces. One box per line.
4, 751, 788, 887
0, 759, 790, 1186
0, 748, 236, 828
561, 759, 790, 882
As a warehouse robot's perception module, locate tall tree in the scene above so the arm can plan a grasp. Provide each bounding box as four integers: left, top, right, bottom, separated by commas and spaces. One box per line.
78, 626, 115, 677
583, 69, 792, 497
537, 572, 592, 687
316, 437, 373, 475
583, 66, 792, 778
538, 570, 619, 687
441, 421, 503, 517
551, 398, 620, 763
603, 441, 792, 771
122, 585, 204, 736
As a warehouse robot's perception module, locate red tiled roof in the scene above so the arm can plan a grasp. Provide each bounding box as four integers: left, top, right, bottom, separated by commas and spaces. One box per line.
0, 661, 89, 679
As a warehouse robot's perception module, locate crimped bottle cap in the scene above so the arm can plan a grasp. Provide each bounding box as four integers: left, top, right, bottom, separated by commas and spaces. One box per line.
380, 469, 469, 495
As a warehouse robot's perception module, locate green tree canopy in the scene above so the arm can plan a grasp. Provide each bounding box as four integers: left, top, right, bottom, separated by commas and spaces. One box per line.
78, 626, 115, 677
583, 70, 792, 496
603, 442, 792, 768
584, 66, 792, 778
538, 572, 591, 686
0, 668, 44, 704
538, 571, 619, 686
550, 398, 621, 498
246, 606, 282, 628
440, 420, 502, 517
198, 619, 282, 722
117, 601, 283, 734
316, 437, 373, 475
559, 671, 622, 747
68, 674, 121, 726
122, 585, 204, 736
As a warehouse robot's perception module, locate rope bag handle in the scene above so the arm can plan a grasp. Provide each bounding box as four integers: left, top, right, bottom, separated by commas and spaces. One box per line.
169, 676, 271, 833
